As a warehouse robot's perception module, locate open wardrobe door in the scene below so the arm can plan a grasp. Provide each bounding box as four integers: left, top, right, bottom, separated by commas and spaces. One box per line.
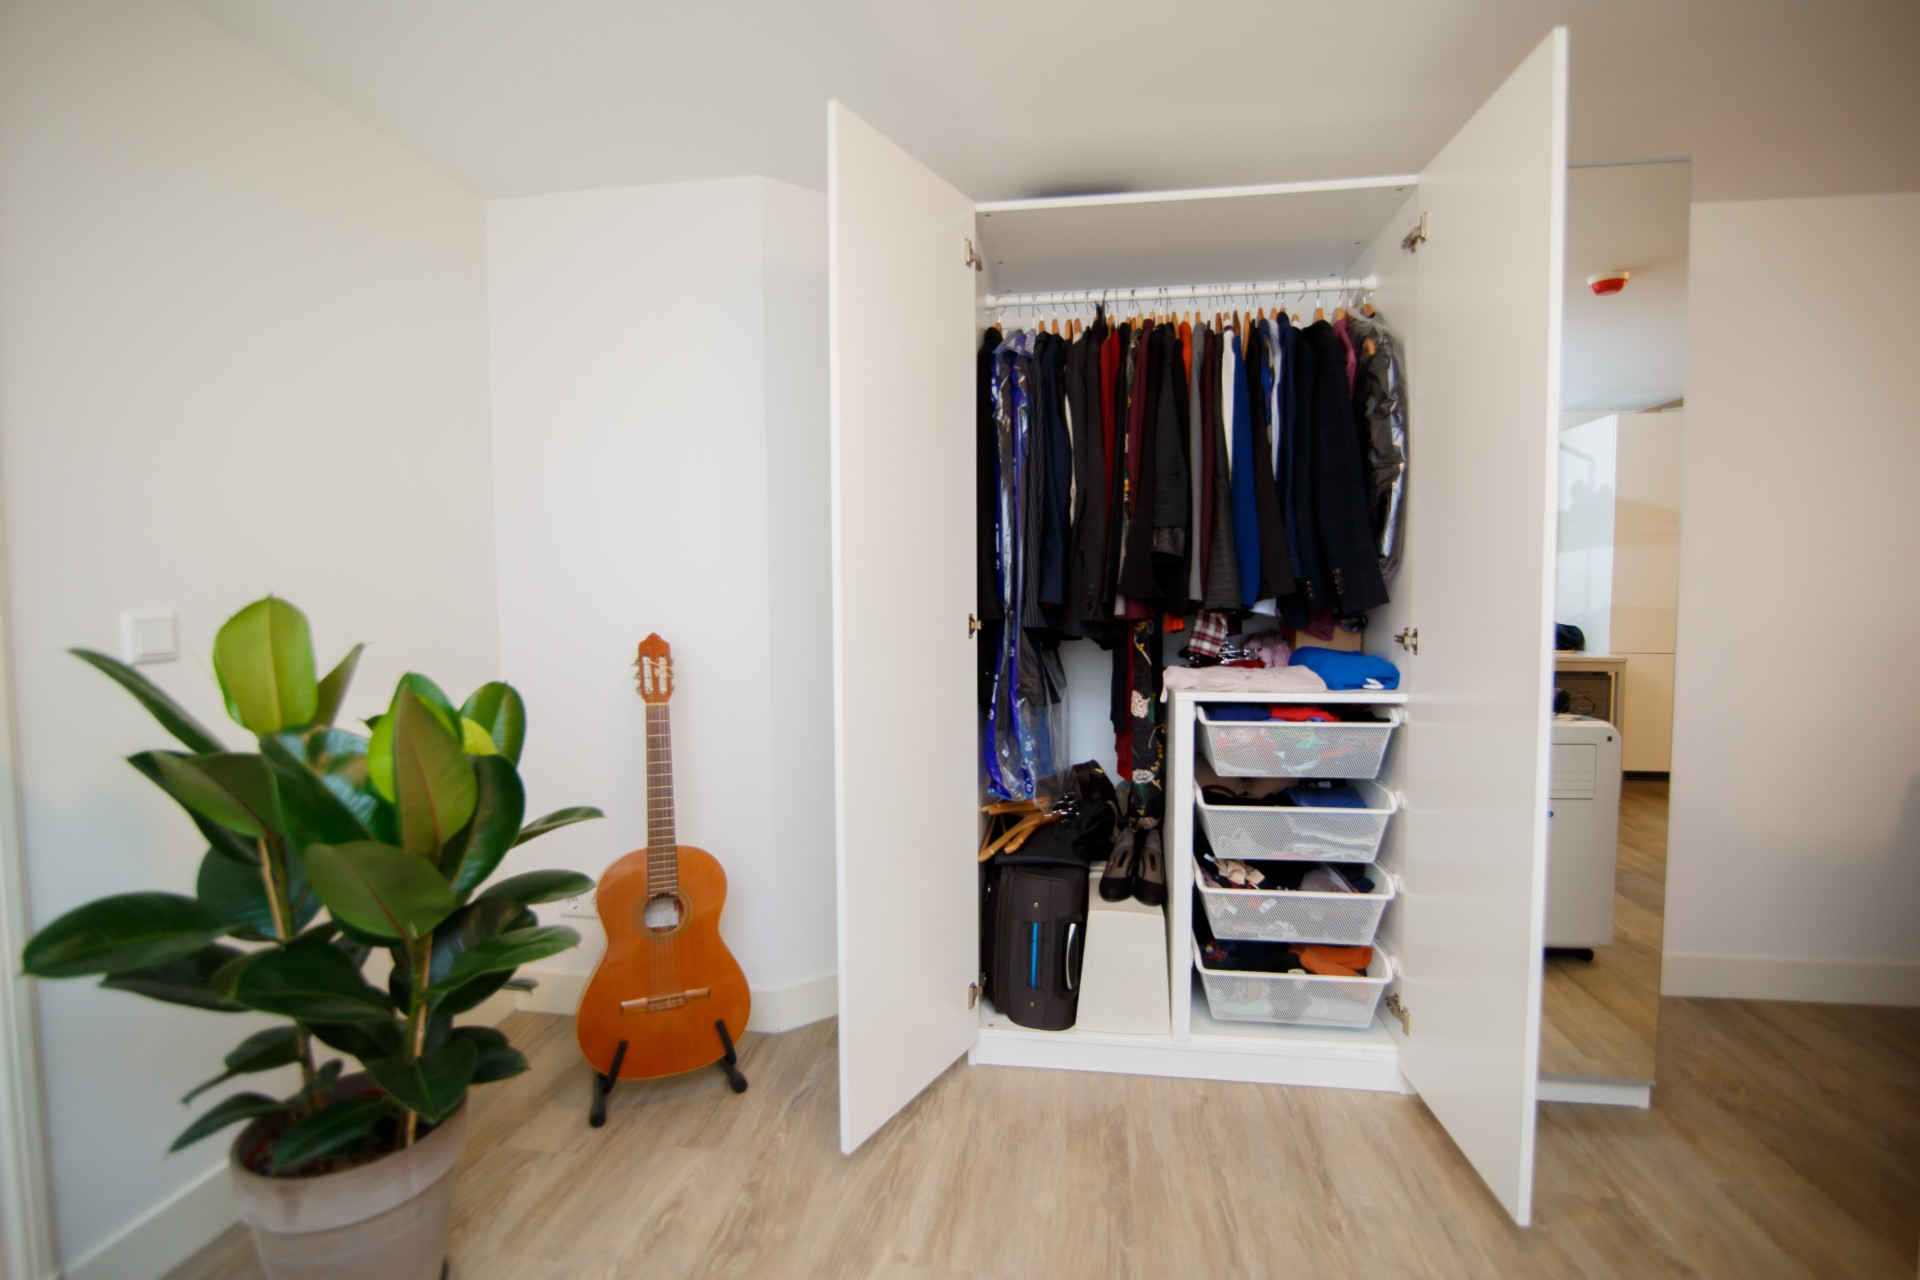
1392, 29, 1567, 1225
827, 102, 983, 1155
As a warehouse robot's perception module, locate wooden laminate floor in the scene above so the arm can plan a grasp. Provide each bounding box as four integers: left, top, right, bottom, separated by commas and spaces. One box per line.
1540, 779, 1668, 1081
168, 994, 1919, 1280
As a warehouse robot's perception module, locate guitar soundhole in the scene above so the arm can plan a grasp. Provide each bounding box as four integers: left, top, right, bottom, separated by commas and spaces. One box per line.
640, 891, 685, 935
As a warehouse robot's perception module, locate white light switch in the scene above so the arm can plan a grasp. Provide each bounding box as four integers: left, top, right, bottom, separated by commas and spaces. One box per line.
121, 611, 178, 665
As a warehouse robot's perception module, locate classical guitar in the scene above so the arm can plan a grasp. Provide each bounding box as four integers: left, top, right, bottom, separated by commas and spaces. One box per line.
576, 635, 750, 1117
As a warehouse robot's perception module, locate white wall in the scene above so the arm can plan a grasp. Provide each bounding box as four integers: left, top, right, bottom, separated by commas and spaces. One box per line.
0, 1, 498, 1273
1665, 193, 1920, 1004
1556, 415, 1618, 654
485, 178, 835, 1021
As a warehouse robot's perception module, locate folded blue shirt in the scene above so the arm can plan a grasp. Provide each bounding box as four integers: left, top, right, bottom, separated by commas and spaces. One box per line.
1287, 647, 1401, 690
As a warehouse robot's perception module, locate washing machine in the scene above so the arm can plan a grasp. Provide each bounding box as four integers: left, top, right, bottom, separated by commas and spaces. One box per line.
1545, 715, 1622, 952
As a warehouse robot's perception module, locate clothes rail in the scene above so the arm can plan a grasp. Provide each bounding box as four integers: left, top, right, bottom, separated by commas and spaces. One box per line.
983, 275, 1378, 310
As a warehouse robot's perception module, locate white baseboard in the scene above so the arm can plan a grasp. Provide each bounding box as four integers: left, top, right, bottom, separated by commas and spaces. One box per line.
1538, 1076, 1652, 1108
1662, 953, 1920, 1006
63, 1160, 234, 1280
513, 967, 837, 1034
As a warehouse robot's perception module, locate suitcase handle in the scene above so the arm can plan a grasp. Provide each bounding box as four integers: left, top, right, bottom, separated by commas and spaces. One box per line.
1064, 921, 1083, 991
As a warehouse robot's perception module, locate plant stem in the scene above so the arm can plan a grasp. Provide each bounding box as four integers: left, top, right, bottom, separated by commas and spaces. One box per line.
258, 836, 319, 1116
399, 934, 433, 1148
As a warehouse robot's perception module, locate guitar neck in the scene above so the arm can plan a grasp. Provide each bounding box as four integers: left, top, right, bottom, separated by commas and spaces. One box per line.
644, 703, 678, 894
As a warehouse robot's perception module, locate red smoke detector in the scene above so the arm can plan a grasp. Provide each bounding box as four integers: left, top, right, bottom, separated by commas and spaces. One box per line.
1587, 270, 1631, 296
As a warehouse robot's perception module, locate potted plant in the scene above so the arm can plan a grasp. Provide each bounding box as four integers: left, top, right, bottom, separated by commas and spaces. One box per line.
20, 597, 602, 1280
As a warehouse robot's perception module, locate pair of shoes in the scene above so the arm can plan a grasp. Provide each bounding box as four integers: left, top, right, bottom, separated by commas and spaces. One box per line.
1098, 828, 1168, 907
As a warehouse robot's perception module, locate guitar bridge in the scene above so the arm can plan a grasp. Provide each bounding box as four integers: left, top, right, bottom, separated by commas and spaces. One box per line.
620, 987, 712, 1014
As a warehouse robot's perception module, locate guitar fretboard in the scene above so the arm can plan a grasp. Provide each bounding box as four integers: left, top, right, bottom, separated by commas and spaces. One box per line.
644, 703, 678, 895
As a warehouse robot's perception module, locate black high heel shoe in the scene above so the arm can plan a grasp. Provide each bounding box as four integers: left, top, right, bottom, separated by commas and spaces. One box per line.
1133, 828, 1166, 907
1099, 829, 1139, 902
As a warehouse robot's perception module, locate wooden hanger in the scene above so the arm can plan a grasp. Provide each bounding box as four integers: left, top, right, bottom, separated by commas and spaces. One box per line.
1362, 301, 1376, 318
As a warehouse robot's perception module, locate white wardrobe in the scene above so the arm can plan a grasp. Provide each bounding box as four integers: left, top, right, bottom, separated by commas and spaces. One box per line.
829, 31, 1567, 1226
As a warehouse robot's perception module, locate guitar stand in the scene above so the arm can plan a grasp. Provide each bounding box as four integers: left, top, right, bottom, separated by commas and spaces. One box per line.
587, 1021, 747, 1128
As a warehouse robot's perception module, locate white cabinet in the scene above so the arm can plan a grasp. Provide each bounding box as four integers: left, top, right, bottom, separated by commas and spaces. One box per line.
828, 31, 1566, 1227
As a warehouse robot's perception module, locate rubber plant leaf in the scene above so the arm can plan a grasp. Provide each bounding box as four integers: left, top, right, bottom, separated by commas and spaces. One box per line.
453, 1026, 530, 1084
311, 643, 365, 728
259, 733, 374, 852
180, 1026, 303, 1104
475, 869, 593, 908
69, 649, 224, 754
22, 892, 237, 978
99, 943, 246, 1012
511, 806, 605, 849
459, 718, 498, 756
169, 1092, 287, 1153
230, 939, 394, 1023
425, 898, 522, 989
460, 682, 526, 763
389, 691, 476, 858
363, 1037, 478, 1125
437, 756, 525, 899
211, 597, 318, 735
304, 842, 458, 942
148, 752, 284, 840
429, 924, 580, 993
194, 848, 276, 941
127, 753, 261, 864
269, 1095, 390, 1173
366, 674, 460, 801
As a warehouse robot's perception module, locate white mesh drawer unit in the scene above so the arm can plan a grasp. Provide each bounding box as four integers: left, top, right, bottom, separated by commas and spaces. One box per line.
1196, 780, 1398, 863
1194, 861, 1396, 945
1196, 707, 1402, 780
1193, 946, 1395, 1028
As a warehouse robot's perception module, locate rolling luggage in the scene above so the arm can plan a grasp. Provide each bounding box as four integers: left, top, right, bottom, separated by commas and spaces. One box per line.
982, 856, 1088, 1031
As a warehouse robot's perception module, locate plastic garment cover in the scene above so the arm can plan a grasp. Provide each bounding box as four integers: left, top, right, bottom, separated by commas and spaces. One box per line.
1344, 313, 1409, 580
984, 334, 1069, 799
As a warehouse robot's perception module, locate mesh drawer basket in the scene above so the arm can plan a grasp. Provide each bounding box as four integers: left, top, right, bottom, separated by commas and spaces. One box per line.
1196, 780, 1398, 863
1194, 859, 1395, 944
1197, 706, 1402, 779
1194, 944, 1394, 1028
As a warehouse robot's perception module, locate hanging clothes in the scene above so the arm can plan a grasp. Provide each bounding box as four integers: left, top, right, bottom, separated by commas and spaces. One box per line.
1300, 320, 1389, 616
1344, 310, 1410, 581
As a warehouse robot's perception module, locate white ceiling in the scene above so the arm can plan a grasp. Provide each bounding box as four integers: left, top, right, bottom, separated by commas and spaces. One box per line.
1563, 162, 1691, 414
180, 0, 1920, 205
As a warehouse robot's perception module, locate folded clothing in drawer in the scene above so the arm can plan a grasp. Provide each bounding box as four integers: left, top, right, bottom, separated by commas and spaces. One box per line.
1196, 779, 1397, 862
1193, 852, 1394, 945
1197, 706, 1401, 779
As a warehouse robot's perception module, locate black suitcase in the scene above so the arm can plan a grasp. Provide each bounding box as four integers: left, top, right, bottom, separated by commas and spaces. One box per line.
982, 856, 1088, 1031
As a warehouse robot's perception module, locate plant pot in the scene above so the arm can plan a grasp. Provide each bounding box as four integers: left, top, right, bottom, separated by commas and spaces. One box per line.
228, 1083, 469, 1280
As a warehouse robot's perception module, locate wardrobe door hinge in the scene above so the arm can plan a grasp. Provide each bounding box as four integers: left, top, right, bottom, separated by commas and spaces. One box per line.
1400, 211, 1430, 253
968, 612, 982, 638
1394, 626, 1419, 655
964, 238, 984, 272
968, 976, 984, 1009
1385, 992, 1412, 1034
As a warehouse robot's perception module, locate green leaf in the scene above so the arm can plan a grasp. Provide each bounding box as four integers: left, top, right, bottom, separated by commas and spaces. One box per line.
430, 924, 579, 993
312, 644, 365, 728
269, 1095, 388, 1172
69, 649, 224, 754
308, 1018, 404, 1061
212, 598, 318, 735
149, 752, 283, 839
435, 968, 515, 1017
512, 806, 604, 848
231, 940, 393, 1023
426, 898, 522, 988
364, 1038, 477, 1124
460, 683, 526, 764
438, 757, 525, 898
293, 1058, 344, 1105
477, 870, 593, 908
459, 718, 498, 756
181, 1026, 303, 1104
170, 1092, 287, 1152
210, 950, 262, 1000
391, 691, 476, 858
260, 734, 374, 853
453, 1026, 529, 1084
195, 848, 276, 939
100, 943, 246, 1011
305, 842, 457, 941
23, 892, 236, 977
127, 753, 259, 864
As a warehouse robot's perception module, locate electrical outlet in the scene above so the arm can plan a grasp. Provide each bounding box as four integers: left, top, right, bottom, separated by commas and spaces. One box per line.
561, 891, 598, 919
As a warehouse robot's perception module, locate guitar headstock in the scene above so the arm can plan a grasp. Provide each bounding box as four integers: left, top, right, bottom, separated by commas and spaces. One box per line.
634, 634, 673, 705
